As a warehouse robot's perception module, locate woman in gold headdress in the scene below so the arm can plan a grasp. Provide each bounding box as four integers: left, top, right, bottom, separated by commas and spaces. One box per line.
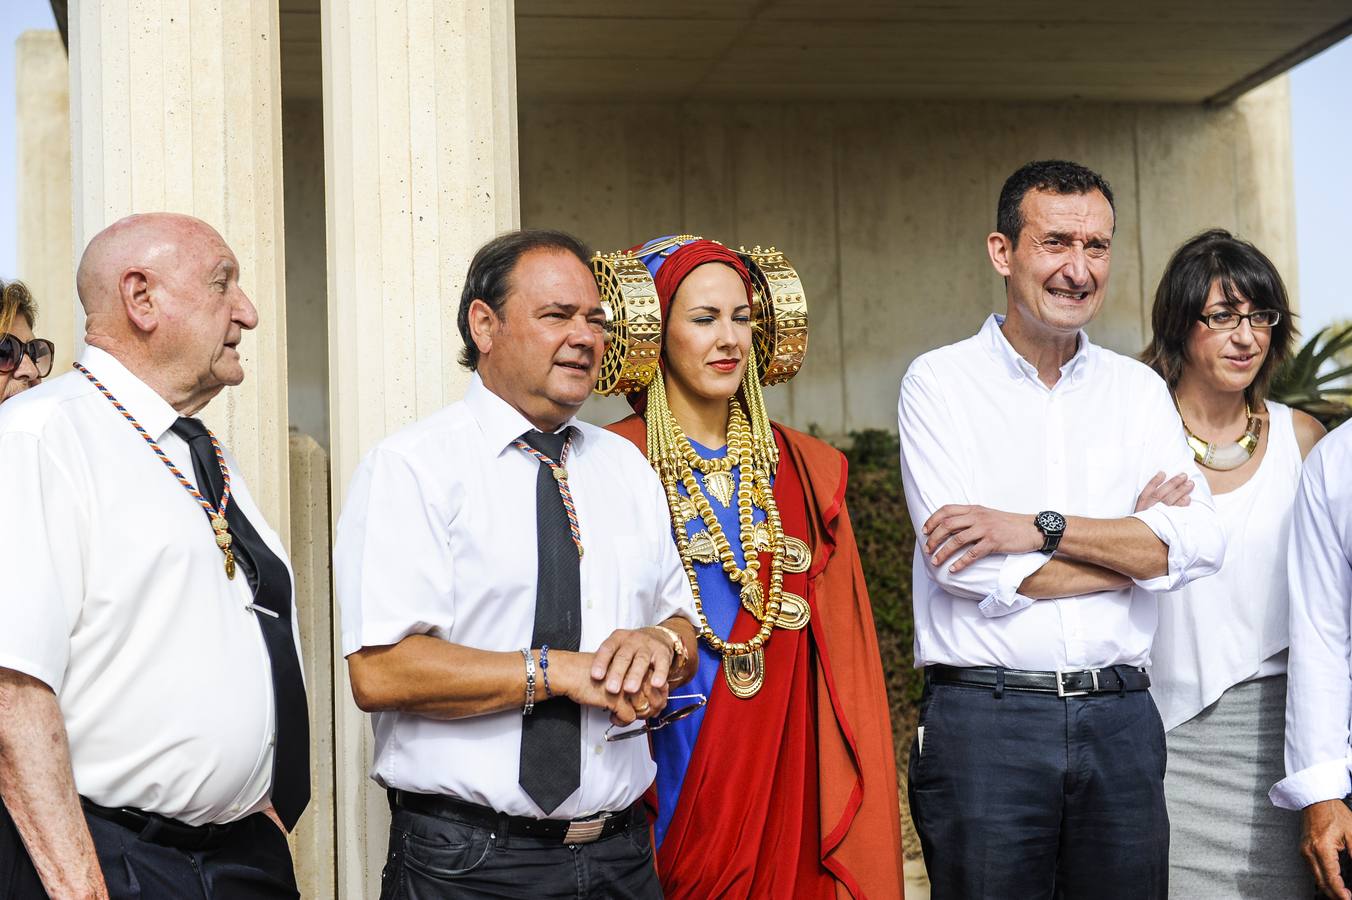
602, 236, 904, 899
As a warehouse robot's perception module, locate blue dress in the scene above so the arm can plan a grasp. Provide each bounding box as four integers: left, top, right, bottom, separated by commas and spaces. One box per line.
651, 438, 767, 848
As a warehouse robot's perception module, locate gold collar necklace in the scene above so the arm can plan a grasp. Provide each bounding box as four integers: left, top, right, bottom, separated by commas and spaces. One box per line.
1175, 395, 1262, 471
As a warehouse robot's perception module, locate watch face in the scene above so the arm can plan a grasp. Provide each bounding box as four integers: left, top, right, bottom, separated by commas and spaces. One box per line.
1036, 511, 1066, 534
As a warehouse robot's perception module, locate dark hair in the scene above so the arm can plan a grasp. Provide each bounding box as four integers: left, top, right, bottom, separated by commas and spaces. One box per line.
1141, 228, 1295, 402
456, 229, 593, 371
996, 160, 1116, 246
0, 280, 38, 333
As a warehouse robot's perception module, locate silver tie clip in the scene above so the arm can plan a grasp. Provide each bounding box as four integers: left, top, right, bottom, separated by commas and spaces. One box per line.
246, 603, 280, 619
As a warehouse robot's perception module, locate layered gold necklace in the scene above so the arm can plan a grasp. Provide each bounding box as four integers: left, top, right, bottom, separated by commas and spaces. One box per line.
646, 356, 809, 698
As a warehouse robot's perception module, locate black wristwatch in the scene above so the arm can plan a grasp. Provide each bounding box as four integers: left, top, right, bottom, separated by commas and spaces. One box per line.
1034, 511, 1066, 555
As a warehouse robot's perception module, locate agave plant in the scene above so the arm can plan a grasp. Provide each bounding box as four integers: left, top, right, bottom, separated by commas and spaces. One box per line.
1270, 321, 1352, 428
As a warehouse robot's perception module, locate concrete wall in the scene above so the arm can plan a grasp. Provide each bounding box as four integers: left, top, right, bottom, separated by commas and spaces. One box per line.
520, 79, 1297, 440
15, 30, 76, 373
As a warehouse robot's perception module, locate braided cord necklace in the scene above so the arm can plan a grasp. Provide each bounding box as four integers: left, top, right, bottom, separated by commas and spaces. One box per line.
74, 362, 238, 579
512, 434, 584, 558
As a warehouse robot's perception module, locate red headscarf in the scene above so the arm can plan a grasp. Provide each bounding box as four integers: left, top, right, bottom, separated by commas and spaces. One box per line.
624, 237, 755, 413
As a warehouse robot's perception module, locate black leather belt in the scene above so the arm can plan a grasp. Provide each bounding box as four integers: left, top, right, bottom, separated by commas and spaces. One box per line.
928, 664, 1151, 697
80, 798, 243, 851
390, 790, 644, 845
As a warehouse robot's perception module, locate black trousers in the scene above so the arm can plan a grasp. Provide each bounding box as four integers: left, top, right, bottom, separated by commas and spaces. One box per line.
908, 678, 1169, 900
379, 802, 662, 900
0, 800, 298, 900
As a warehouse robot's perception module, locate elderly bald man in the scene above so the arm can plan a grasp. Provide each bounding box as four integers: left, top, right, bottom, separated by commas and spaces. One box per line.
0, 213, 308, 899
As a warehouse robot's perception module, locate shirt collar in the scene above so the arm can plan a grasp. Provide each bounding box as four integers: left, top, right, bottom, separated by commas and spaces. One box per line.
981, 314, 1095, 384
464, 372, 587, 456
77, 345, 182, 442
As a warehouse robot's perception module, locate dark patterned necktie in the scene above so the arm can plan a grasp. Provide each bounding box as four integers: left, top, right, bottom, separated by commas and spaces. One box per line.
171, 417, 311, 830
517, 428, 582, 815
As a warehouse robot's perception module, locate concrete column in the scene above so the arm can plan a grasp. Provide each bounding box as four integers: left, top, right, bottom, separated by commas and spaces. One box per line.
15, 30, 76, 375
68, 0, 291, 528
320, 0, 520, 893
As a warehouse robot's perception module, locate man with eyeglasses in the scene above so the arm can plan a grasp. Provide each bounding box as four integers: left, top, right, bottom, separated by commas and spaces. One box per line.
897, 160, 1226, 899
334, 229, 699, 899
0, 280, 54, 403
0, 214, 309, 899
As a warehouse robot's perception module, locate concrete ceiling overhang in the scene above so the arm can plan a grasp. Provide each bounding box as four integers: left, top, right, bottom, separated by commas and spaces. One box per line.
48, 1, 1352, 106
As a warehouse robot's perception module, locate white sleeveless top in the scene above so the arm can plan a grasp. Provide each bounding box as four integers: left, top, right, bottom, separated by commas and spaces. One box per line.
1149, 401, 1304, 731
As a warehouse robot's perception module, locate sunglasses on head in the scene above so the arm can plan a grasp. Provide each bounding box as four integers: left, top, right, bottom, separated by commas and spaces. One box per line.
0, 333, 55, 379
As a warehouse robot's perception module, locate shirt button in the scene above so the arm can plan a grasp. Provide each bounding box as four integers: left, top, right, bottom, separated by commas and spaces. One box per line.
594, 744, 604, 755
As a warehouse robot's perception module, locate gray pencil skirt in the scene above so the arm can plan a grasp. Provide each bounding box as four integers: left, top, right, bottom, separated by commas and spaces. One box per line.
1165, 674, 1313, 899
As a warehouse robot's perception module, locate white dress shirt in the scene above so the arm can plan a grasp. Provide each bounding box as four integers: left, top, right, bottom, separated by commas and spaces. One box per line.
334, 374, 698, 819
1271, 420, 1352, 810
897, 315, 1225, 671
0, 346, 292, 826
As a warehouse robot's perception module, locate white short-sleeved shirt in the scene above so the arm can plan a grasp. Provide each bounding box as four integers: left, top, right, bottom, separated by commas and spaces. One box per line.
334, 373, 698, 819
897, 314, 1225, 671
0, 346, 294, 826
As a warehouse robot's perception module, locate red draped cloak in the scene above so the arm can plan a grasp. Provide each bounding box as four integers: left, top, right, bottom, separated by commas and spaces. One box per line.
608, 415, 905, 899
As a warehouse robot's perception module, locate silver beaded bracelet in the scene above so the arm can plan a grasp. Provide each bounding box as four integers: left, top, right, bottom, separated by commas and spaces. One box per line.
520, 647, 536, 716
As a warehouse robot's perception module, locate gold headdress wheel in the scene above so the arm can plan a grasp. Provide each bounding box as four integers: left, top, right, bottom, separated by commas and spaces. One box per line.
739, 246, 808, 386
591, 252, 662, 396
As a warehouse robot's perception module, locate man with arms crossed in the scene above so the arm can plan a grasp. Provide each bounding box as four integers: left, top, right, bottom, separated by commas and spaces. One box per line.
898, 160, 1224, 899
1270, 420, 1352, 900
335, 229, 699, 899
0, 214, 308, 898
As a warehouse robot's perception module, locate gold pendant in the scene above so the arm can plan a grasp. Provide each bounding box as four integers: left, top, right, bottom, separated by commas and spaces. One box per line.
211, 515, 228, 531
686, 530, 719, 565
703, 470, 735, 507
752, 520, 773, 553
672, 493, 699, 524
723, 650, 765, 698
775, 591, 811, 630
223, 548, 236, 580
740, 579, 765, 619
552, 467, 568, 482
783, 536, 812, 574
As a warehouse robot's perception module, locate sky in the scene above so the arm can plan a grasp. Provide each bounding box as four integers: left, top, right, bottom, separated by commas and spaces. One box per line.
1, 5, 1348, 339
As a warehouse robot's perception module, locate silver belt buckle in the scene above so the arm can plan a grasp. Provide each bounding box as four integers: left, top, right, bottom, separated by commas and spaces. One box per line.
562, 816, 608, 844
1056, 666, 1098, 697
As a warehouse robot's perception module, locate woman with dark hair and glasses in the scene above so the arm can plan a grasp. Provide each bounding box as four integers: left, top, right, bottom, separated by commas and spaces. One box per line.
597, 237, 903, 899
1142, 229, 1324, 897
0, 280, 54, 403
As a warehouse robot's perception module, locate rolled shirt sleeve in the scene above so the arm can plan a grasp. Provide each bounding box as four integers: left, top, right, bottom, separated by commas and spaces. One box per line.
898, 367, 1050, 614
1270, 437, 1352, 810
0, 430, 88, 691
1127, 377, 1226, 593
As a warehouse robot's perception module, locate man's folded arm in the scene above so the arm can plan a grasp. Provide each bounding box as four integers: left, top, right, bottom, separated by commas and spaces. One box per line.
898, 370, 1049, 616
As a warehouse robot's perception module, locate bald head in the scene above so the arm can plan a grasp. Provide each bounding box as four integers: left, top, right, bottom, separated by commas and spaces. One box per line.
76, 213, 224, 316
76, 212, 259, 416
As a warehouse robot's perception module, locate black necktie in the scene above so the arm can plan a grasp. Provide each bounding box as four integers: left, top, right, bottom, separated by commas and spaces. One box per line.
171, 417, 311, 830
518, 428, 582, 815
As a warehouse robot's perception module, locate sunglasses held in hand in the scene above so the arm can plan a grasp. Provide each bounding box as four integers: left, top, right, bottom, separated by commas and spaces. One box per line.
0, 334, 55, 378
604, 693, 708, 742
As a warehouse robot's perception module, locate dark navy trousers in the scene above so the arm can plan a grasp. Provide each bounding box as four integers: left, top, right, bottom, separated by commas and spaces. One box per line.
908, 676, 1169, 900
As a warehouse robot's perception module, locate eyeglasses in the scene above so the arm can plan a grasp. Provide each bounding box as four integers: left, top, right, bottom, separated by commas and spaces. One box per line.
0, 334, 55, 378
1197, 310, 1281, 331
603, 693, 708, 742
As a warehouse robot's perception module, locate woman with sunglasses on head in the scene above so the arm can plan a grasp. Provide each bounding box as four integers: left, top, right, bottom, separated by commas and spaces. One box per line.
601, 236, 904, 899
0, 280, 54, 403
1142, 229, 1324, 898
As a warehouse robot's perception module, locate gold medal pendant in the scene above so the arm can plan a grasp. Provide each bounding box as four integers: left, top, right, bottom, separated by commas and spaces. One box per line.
702, 470, 735, 507
213, 520, 236, 580
740, 579, 765, 619
723, 650, 765, 698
